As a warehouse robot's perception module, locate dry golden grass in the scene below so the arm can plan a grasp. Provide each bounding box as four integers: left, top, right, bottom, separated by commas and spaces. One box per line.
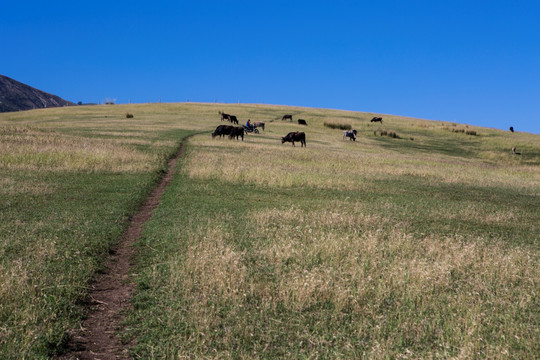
1, 102, 538, 358
159, 206, 538, 358
1, 127, 158, 172
185, 133, 539, 193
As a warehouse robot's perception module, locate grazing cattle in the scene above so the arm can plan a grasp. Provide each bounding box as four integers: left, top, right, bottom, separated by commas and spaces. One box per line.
219, 111, 231, 122
510, 126, 514, 132
229, 126, 244, 141
281, 131, 306, 147
212, 125, 234, 138
298, 119, 307, 126
512, 147, 521, 155
253, 121, 265, 131
370, 117, 383, 123
282, 114, 293, 121
229, 115, 239, 125
343, 129, 357, 141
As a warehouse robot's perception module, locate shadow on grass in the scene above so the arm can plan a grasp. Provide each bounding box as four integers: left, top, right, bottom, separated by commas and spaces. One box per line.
370, 134, 481, 159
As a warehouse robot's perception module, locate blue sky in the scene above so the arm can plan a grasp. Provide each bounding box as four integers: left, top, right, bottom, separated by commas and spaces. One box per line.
2, 1, 539, 133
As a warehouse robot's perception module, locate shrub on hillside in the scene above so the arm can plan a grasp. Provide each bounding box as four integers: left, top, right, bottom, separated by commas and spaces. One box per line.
375, 129, 401, 139
324, 120, 351, 130
445, 127, 478, 136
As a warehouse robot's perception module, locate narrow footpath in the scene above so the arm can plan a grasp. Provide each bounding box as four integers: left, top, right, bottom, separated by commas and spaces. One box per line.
58, 139, 188, 360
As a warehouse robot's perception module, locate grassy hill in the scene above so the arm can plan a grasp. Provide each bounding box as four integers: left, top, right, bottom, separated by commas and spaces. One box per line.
1, 103, 538, 358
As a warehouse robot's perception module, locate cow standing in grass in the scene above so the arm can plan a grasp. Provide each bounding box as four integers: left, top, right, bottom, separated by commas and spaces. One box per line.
343, 129, 357, 141
281, 131, 306, 147
229, 126, 244, 141
219, 111, 230, 122
282, 114, 293, 121
212, 125, 234, 138
371, 117, 383, 123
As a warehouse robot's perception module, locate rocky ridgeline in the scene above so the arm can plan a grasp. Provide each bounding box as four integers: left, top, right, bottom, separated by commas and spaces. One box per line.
0, 74, 74, 112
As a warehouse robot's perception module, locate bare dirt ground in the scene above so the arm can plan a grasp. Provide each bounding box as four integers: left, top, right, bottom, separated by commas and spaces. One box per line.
58, 140, 187, 360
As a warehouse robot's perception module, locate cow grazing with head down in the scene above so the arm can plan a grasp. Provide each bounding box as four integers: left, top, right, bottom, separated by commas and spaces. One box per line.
370, 117, 383, 123
229, 115, 239, 125
229, 126, 244, 141
212, 125, 234, 138
281, 131, 306, 147
282, 114, 293, 121
343, 129, 357, 141
298, 119, 307, 125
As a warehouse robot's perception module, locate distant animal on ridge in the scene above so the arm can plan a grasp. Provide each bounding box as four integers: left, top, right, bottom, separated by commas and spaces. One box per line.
281, 131, 306, 147
219, 111, 231, 122
298, 119, 307, 125
282, 114, 293, 121
343, 129, 357, 141
510, 126, 514, 132
371, 117, 383, 123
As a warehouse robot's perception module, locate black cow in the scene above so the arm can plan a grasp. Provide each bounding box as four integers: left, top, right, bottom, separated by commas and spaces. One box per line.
219, 111, 230, 122
229, 115, 239, 125
370, 117, 383, 123
282, 114, 293, 121
510, 126, 514, 132
229, 126, 244, 141
298, 119, 307, 126
281, 131, 306, 147
212, 125, 234, 138
343, 129, 357, 141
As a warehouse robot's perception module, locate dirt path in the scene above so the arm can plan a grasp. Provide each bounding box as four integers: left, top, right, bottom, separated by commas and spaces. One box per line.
58, 139, 188, 360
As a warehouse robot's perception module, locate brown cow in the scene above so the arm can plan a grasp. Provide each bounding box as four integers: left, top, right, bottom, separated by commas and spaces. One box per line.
281, 131, 306, 147
282, 114, 293, 121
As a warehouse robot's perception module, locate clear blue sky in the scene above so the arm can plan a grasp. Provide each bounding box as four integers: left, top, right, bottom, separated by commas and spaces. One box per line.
2, 1, 539, 134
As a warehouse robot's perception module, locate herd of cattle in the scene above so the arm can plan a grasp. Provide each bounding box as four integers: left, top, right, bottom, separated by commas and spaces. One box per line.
212, 112, 384, 147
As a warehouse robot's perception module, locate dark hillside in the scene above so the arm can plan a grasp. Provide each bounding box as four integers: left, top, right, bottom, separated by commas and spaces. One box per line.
0, 74, 74, 112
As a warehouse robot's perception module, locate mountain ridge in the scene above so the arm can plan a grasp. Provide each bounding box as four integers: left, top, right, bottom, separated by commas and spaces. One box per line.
0, 74, 74, 112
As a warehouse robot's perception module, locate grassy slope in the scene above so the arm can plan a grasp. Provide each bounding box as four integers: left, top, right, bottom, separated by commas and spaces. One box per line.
1, 103, 538, 359
0, 104, 203, 358
128, 104, 539, 358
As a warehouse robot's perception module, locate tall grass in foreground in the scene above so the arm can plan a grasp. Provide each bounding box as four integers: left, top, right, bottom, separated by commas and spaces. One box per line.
0, 105, 201, 358
127, 125, 539, 358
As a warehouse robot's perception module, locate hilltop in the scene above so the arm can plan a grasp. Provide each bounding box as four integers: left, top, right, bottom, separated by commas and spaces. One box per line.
0, 74, 74, 112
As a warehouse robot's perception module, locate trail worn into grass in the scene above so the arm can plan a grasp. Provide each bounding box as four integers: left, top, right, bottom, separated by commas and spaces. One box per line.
58, 139, 188, 360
